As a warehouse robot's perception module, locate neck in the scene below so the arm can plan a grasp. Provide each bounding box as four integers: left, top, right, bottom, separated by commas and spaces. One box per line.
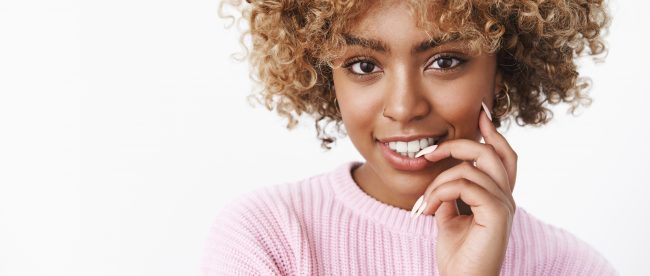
352, 163, 423, 211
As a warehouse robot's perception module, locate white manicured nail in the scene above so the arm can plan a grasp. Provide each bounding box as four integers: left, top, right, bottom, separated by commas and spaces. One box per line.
415, 201, 428, 218
410, 196, 424, 217
481, 101, 493, 122
415, 145, 438, 158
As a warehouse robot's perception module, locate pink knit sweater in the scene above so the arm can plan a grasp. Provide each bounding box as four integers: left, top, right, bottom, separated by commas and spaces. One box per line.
202, 162, 617, 275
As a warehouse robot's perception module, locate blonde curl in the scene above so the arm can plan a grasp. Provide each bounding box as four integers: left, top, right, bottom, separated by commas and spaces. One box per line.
220, 0, 609, 149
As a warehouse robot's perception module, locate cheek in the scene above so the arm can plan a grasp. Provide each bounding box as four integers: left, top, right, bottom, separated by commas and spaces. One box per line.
338, 94, 382, 137
431, 76, 493, 137
333, 73, 383, 141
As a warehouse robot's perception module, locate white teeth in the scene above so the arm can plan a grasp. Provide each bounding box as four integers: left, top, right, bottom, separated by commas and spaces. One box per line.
386, 136, 443, 158
396, 141, 407, 152
407, 140, 420, 152
419, 138, 428, 149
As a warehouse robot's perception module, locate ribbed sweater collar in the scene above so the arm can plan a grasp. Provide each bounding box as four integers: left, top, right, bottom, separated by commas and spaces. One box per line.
328, 161, 438, 237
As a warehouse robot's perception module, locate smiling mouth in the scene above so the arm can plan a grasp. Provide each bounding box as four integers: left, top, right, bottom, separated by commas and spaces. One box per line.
380, 135, 445, 158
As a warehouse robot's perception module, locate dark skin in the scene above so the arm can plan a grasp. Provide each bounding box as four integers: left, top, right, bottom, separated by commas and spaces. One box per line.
331, 1, 518, 275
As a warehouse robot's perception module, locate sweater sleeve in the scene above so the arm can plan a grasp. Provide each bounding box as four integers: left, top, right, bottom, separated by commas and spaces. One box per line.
552, 228, 618, 276
202, 185, 307, 276
201, 206, 280, 275
504, 208, 618, 276
201, 195, 290, 276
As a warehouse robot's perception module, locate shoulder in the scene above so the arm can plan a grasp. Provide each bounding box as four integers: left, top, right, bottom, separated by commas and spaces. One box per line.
201, 167, 337, 275
506, 207, 618, 275
222, 168, 336, 225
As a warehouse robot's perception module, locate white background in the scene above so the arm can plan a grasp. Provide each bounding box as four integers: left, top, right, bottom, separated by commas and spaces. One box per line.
0, 0, 648, 275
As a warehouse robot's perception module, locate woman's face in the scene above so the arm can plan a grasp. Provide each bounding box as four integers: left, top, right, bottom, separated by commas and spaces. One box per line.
332, 1, 502, 205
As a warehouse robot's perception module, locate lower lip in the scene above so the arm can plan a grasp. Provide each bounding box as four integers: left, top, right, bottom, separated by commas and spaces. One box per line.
378, 141, 431, 171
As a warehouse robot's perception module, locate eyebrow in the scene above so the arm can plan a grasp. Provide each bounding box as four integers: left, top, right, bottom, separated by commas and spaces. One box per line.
343, 33, 461, 54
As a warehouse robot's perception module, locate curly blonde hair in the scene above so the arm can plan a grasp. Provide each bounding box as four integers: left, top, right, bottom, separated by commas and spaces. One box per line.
220, 0, 609, 149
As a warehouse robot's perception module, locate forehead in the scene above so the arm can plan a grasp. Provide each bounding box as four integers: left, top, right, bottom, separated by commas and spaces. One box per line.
343, 1, 463, 53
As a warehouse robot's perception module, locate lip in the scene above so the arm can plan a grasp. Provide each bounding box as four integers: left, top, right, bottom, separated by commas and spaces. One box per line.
377, 134, 445, 143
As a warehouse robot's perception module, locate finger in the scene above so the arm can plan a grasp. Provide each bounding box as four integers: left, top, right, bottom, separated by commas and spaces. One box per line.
424, 161, 515, 210
435, 201, 459, 222
479, 110, 518, 192
423, 139, 509, 194
420, 179, 510, 226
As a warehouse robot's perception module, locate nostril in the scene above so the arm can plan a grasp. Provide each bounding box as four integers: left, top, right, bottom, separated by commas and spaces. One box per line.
381, 95, 431, 122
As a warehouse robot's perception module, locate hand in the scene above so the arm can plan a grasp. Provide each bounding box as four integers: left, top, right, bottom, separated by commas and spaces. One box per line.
416, 110, 518, 276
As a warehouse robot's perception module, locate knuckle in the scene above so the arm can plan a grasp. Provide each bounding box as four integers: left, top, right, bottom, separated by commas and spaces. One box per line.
460, 161, 475, 170
458, 178, 473, 188
448, 178, 472, 191
482, 143, 496, 154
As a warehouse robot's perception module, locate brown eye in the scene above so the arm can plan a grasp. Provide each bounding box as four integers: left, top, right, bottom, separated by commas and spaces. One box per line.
359, 62, 375, 73
429, 56, 463, 70
437, 58, 453, 68
349, 61, 380, 74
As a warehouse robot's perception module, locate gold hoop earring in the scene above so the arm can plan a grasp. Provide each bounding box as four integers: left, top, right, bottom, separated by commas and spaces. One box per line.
333, 97, 341, 117
494, 83, 512, 119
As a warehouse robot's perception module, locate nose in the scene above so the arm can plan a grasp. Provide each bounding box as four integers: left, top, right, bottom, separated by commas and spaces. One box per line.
382, 69, 431, 123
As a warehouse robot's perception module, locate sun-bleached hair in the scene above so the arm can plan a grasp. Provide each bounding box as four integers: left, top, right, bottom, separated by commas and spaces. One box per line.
220, 0, 609, 149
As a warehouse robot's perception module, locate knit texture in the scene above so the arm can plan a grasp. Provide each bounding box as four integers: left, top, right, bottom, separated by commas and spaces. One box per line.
202, 162, 617, 275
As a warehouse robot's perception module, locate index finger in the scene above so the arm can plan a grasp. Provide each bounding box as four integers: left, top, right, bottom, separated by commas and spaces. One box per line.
422, 138, 510, 195
479, 109, 518, 192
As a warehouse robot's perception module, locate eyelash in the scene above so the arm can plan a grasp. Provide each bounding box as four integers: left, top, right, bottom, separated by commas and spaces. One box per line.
342, 54, 467, 80
428, 54, 467, 70
342, 57, 381, 80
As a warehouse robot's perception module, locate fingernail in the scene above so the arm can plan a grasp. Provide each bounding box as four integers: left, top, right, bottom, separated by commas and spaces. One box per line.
410, 195, 424, 217
415, 201, 428, 218
481, 100, 493, 122
415, 145, 438, 158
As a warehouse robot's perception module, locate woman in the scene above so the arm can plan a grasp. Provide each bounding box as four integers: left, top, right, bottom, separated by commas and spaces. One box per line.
204, 0, 615, 274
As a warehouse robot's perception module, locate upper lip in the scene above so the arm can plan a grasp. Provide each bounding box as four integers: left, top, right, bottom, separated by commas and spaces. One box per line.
377, 134, 446, 143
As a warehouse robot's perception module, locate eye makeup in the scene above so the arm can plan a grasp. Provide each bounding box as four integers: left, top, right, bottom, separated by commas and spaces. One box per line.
341, 53, 469, 81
